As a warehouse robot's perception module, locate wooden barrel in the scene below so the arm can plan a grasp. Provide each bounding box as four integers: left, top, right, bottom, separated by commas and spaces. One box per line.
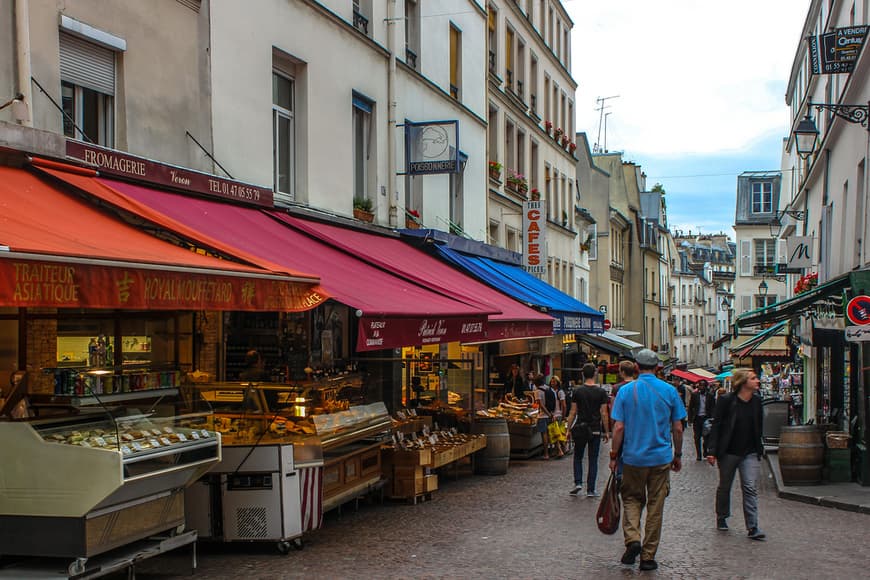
779, 425, 824, 485
472, 418, 510, 475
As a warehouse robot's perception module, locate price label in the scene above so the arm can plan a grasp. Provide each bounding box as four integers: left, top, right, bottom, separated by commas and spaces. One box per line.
120, 445, 132, 455
93, 437, 107, 447
191, 431, 201, 440
149, 438, 161, 448
177, 433, 188, 442
159, 437, 172, 446
151, 429, 162, 436
200, 430, 210, 438
131, 441, 144, 451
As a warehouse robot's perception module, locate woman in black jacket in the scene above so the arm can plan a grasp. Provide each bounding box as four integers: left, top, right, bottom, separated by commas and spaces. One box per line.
706, 368, 766, 541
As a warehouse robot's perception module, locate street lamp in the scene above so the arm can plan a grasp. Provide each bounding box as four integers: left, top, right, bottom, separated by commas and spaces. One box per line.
793, 102, 870, 158
720, 297, 731, 310
768, 210, 805, 238
758, 280, 769, 296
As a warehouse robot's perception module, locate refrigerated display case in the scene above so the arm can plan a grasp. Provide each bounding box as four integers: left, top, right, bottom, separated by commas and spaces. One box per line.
0, 388, 220, 565
183, 375, 390, 552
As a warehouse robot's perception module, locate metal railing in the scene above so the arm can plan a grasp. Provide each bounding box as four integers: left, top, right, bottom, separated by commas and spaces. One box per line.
353, 10, 369, 35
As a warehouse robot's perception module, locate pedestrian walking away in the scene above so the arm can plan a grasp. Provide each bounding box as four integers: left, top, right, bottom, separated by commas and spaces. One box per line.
534, 374, 559, 459
688, 380, 716, 460
609, 349, 686, 572
565, 363, 610, 497
706, 368, 767, 541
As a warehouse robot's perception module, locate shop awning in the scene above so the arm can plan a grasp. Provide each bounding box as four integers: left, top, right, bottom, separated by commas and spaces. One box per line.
689, 368, 717, 380
711, 334, 731, 350
578, 331, 642, 356
41, 167, 493, 350
0, 166, 321, 311
269, 213, 555, 342
730, 321, 789, 358
736, 274, 850, 329
670, 369, 707, 383
425, 244, 604, 334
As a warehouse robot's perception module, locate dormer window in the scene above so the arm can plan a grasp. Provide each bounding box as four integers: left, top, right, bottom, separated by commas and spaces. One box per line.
751, 181, 772, 213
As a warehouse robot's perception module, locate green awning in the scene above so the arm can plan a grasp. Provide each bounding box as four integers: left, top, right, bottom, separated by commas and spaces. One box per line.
730, 320, 788, 356
736, 273, 850, 330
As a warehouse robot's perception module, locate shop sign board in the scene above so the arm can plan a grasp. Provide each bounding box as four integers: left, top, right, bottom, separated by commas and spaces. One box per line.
0, 258, 325, 312
845, 325, 870, 342
551, 312, 604, 334
809, 26, 868, 74
787, 236, 813, 269
846, 295, 870, 325
357, 315, 488, 351
522, 199, 547, 275
66, 141, 274, 207
404, 121, 460, 175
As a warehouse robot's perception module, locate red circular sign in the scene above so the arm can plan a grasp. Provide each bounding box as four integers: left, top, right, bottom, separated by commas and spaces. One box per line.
847, 296, 870, 325
603, 319, 612, 330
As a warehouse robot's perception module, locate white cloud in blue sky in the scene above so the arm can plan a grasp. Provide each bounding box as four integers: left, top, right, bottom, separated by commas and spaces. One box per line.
567, 0, 811, 239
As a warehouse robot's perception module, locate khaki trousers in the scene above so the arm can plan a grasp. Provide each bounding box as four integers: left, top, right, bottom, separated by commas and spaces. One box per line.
620, 463, 671, 561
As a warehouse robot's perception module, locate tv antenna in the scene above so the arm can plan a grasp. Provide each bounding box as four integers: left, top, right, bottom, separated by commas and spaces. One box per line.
594, 95, 619, 153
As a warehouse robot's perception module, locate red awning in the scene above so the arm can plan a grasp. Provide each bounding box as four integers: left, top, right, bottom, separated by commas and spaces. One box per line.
268, 213, 555, 342
42, 169, 493, 350
0, 166, 323, 311
669, 369, 707, 384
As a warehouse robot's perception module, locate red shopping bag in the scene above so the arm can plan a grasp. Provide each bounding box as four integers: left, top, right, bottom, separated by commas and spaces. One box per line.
596, 472, 621, 535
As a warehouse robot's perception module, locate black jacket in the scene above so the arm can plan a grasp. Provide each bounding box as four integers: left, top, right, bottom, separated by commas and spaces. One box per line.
688, 389, 716, 419
707, 392, 764, 460
504, 372, 526, 397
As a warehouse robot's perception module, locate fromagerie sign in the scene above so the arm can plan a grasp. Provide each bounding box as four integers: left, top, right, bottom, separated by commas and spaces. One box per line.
66, 141, 274, 207
0, 259, 325, 312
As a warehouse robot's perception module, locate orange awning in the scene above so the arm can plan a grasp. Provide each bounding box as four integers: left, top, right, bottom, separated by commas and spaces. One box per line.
0, 165, 325, 311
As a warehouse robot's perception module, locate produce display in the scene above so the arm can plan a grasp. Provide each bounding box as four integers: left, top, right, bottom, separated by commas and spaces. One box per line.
475, 393, 539, 424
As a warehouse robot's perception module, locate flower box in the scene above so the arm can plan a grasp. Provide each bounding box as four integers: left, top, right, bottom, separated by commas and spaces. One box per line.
353, 208, 374, 222
405, 217, 420, 229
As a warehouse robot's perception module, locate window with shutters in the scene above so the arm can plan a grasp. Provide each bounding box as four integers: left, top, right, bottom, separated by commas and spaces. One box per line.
755, 295, 777, 309
449, 24, 461, 100
59, 32, 115, 146
753, 239, 775, 274
740, 240, 752, 276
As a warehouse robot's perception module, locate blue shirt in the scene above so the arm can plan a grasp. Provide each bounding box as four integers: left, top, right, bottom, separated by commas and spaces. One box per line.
612, 373, 687, 467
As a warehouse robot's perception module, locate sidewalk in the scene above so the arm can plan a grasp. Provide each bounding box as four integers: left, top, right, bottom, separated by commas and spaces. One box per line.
765, 449, 870, 514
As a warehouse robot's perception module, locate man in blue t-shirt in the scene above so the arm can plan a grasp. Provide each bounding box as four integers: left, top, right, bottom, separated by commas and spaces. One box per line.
609, 349, 686, 572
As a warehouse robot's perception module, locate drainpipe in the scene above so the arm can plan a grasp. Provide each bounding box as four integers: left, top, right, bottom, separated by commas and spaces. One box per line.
386, 0, 398, 227
14, 0, 32, 126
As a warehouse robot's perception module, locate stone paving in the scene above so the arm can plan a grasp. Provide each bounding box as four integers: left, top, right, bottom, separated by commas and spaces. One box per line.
117, 439, 870, 579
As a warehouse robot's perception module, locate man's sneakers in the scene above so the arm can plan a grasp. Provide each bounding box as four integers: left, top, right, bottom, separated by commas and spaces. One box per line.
639, 560, 658, 571
620, 541, 642, 565
717, 517, 729, 531
569, 485, 583, 496
587, 490, 600, 498
748, 528, 767, 541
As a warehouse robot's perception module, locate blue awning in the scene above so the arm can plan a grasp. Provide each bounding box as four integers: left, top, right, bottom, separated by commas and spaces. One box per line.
429, 245, 604, 334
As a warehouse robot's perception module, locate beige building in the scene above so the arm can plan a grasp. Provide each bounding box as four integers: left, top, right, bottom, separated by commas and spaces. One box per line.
485, 0, 580, 297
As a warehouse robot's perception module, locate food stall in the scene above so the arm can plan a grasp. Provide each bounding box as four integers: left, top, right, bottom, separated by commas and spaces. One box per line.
0, 388, 219, 575
183, 373, 390, 552
476, 394, 542, 458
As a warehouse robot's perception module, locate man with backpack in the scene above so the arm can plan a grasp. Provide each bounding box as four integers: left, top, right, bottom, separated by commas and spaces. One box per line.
565, 363, 610, 496
534, 373, 558, 459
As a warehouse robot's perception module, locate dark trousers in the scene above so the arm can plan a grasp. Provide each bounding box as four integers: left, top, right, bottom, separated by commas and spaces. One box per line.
573, 434, 601, 492
692, 415, 708, 459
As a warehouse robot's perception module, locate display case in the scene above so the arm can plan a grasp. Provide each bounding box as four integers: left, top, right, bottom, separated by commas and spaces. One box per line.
0, 389, 220, 561
183, 376, 389, 549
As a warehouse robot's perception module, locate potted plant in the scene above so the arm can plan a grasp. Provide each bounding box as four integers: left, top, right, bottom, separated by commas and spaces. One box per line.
406, 208, 421, 229
544, 120, 553, 135
353, 196, 374, 222
561, 134, 570, 148
794, 272, 818, 295
505, 169, 528, 194
554, 127, 563, 142
530, 188, 540, 201
568, 142, 577, 155
488, 160, 503, 181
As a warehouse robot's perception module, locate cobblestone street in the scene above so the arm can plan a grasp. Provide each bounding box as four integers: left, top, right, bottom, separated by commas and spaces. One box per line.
124, 437, 870, 580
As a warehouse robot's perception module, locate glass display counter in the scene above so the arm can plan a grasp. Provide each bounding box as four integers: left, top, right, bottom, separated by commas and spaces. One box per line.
0, 389, 220, 561
183, 376, 389, 550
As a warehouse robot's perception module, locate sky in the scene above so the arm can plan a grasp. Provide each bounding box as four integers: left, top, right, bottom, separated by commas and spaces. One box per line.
565, 0, 812, 240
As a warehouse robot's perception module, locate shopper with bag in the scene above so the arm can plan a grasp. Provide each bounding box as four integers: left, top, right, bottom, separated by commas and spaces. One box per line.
706, 368, 766, 541
534, 374, 561, 459
609, 349, 685, 572
565, 363, 610, 497
547, 376, 568, 457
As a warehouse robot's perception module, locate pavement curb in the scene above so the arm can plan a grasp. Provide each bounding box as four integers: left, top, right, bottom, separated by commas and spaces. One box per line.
765, 450, 870, 514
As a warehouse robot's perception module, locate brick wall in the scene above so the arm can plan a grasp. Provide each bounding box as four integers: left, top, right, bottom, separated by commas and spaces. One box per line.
26, 311, 57, 394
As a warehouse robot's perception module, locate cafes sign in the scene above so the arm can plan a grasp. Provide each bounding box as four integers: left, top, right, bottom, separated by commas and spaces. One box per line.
809, 26, 868, 74
66, 141, 274, 208
522, 199, 547, 275
0, 258, 325, 312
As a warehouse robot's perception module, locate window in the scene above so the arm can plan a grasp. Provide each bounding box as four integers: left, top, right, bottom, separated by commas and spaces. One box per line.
529, 55, 538, 114
751, 181, 772, 213
449, 153, 466, 230
753, 238, 775, 267
449, 24, 461, 99
487, 6, 497, 73
506, 227, 519, 252
755, 295, 777, 309
505, 28, 514, 90
488, 105, 499, 162
353, 0, 371, 35
272, 72, 295, 199
405, 0, 420, 68
489, 220, 500, 245
516, 39, 526, 100
59, 32, 116, 146
352, 93, 374, 202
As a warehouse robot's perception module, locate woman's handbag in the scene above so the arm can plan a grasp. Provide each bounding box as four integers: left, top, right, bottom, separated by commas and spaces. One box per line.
596, 472, 621, 535
548, 419, 567, 442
